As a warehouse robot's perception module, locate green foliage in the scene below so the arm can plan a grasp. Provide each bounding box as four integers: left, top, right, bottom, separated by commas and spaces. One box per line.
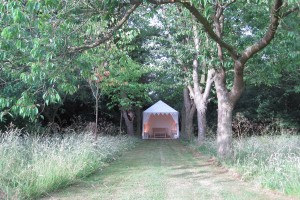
0, 0, 79, 121
102, 50, 151, 110
245, 10, 300, 91
0, 0, 299, 134
0, 0, 143, 122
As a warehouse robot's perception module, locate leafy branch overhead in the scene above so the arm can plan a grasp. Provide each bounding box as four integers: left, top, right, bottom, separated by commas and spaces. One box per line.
67, 2, 142, 53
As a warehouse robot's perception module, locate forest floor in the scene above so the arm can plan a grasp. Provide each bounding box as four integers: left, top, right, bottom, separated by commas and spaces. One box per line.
41, 140, 296, 200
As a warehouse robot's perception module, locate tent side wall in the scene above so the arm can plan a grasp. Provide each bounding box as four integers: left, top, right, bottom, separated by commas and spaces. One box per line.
142, 112, 179, 139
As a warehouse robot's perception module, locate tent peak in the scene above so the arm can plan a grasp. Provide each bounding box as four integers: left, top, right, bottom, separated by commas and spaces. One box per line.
144, 100, 178, 113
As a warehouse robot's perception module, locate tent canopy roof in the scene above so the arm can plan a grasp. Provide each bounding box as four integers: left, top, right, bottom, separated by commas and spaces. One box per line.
144, 100, 178, 114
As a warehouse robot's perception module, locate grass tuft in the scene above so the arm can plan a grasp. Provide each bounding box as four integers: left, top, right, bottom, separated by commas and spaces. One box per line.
195, 135, 300, 198
0, 128, 138, 199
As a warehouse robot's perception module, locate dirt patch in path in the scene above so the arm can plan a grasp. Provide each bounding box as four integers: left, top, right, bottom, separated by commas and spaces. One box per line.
41, 140, 296, 200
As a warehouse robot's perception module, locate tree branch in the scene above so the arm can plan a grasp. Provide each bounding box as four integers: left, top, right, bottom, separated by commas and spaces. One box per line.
187, 84, 195, 99
68, 2, 141, 53
192, 23, 201, 97
181, 2, 238, 60
282, 6, 299, 17
203, 69, 215, 102
146, 0, 182, 4
239, 0, 284, 65
223, 0, 236, 8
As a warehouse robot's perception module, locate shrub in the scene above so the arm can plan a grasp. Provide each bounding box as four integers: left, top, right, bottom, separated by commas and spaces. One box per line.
68, 116, 123, 136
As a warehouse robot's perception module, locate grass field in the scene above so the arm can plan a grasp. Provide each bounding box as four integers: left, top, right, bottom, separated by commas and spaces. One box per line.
0, 128, 138, 199
195, 134, 300, 198
1, 127, 298, 200
42, 140, 290, 200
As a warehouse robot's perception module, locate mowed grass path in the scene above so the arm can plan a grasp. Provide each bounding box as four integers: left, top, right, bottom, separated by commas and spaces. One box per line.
42, 140, 294, 200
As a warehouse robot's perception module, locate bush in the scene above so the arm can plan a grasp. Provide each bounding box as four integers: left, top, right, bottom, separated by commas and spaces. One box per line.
232, 113, 300, 138
0, 127, 138, 199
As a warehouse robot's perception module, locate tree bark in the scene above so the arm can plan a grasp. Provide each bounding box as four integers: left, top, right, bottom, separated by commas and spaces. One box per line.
182, 87, 196, 139
122, 110, 135, 136
94, 85, 99, 140
216, 98, 234, 158
181, 105, 186, 138
185, 114, 194, 139
135, 108, 142, 136
88, 80, 100, 141
214, 69, 235, 158
196, 106, 206, 142
119, 111, 123, 134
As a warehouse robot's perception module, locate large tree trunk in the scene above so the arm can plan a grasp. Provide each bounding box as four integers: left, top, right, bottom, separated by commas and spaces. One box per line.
190, 66, 215, 143
182, 87, 196, 140
185, 115, 194, 139
122, 110, 135, 136
217, 100, 234, 158
215, 82, 234, 158
214, 67, 241, 158
135, 108, 142, 136
181, 105, 186, 137
196, 105, 206, 142
213, 6, 233, 157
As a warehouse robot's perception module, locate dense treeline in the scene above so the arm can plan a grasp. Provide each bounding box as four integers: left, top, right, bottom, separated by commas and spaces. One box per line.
0, 0, 299, 156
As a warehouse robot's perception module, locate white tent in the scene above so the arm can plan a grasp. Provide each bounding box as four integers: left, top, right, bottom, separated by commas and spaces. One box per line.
142, 100, 179, 139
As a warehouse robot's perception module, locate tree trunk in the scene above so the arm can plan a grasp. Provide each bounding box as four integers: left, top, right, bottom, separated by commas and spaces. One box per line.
135, 108, 142, 136
94, 86, 99, 140
185, 114, 194, 139
122, 110, 134, 136
190, 23, 215, 143
216, 98, 234, 158
119, 111, 123, 134
196, 106, 206, 143
214, 69, 238, 158
212, 5, 234, 157
183, 87, 196, 140
181, 105, 186, 138
88, 79, 100, 141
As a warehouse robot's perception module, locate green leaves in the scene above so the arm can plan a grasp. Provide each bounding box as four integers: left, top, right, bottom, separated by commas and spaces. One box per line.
12, 8, 25, 23
1, 26, 18, 39
42, 88, 61, 106
100, 48, 150, 110
25, 1, 40, 12
58, 83, 77, 95
0, 98, 12, 110
9, 92, 38, 120
0, 0, 92, 121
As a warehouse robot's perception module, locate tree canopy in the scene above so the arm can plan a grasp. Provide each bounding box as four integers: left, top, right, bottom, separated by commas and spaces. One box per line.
0, 0, 299, 156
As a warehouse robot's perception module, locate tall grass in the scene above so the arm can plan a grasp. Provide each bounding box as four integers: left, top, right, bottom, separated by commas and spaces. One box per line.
0, 128, 138, 199
195, 135, 300, 197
